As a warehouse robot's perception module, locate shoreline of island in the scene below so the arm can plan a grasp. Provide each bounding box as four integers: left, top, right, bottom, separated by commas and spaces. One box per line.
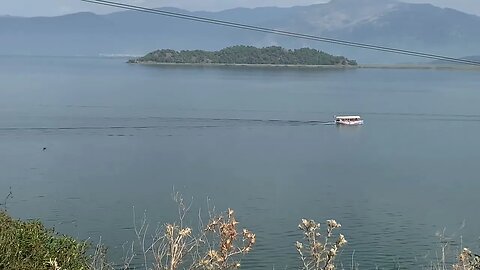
128, 61, 480, 71
358, 64, 480, 70
127, 61, 357, 69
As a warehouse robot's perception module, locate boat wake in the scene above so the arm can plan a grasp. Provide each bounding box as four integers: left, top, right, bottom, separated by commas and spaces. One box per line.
0, 117, 336, 132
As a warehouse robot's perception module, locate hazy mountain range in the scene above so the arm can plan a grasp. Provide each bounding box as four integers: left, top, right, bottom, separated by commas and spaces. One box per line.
1, 0, 479, 63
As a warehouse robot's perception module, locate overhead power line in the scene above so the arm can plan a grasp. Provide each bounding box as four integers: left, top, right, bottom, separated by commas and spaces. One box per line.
80, 0, 480, 66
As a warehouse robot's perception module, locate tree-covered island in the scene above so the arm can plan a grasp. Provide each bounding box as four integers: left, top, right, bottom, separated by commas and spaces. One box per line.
128, 46, 357, 66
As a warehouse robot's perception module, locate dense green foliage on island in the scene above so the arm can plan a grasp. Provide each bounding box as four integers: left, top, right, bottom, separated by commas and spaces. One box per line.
129, 46, 357, 66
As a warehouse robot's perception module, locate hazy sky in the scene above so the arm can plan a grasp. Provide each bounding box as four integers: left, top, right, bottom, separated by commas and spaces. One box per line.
2, 0, 480, 17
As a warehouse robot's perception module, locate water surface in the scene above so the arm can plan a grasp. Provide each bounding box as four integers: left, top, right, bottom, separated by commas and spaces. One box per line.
1, 56, 479, 269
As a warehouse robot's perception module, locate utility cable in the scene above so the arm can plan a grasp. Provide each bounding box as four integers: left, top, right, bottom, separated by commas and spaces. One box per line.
79, 0, 480, 66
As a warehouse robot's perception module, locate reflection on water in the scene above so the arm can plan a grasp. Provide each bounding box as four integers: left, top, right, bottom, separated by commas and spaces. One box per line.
0, 56, 480, 269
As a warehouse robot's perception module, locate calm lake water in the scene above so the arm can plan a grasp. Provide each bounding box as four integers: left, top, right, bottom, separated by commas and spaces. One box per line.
1, 56, 479, 269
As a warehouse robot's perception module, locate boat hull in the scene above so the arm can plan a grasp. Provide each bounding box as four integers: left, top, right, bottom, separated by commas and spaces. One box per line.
335, 119, 364, 125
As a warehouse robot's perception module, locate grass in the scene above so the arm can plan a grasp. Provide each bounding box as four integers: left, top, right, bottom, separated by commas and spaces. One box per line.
0, 210, 90, 270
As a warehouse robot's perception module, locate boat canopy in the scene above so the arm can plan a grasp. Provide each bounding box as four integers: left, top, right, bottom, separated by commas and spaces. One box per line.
335, 115, 362, 120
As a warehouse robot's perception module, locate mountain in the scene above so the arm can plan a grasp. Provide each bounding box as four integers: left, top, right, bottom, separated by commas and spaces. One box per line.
1, 0, 479, 63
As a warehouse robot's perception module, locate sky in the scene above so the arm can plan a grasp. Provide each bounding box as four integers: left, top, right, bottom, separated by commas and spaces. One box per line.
2, 0, 480, 17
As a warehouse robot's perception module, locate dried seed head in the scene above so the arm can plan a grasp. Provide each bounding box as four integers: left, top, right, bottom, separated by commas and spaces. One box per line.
179, 227, 192, 237
313, 242, 323, 251
337, 234, 347, 247
325, 264, 335, 270
200, 259, 210, 266
329, 247, 338, 257
302, 219, 309, 227
327, 219, 341, 229
207, 250, 218, 259
165, 224, 174, 237
299, 219, 320, 232
206, 217, 222, 232
243, 229, 256, 247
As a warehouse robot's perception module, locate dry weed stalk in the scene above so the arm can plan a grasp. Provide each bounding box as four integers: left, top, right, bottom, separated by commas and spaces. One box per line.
141, 193, 197, 270
151, 222, 196, 270
197, 209, 256, 270
453, 248, 480, 270
90, 238, 117, 270
196, 208, 256, 270
0, 187, 13, 211
295, 219, 347, 270
128, 193, 255, 270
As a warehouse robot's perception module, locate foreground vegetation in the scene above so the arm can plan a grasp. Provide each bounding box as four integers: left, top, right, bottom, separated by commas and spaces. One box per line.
128, 46, 357, 66
1, 194, 479, 270
0, 210, 89, 270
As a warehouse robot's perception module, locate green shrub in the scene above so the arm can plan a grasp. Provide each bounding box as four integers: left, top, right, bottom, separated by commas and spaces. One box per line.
0, 210, 89, 270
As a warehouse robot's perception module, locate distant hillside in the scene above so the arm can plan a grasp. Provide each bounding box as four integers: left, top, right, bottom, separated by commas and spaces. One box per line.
129, 46, 357, 66
1, 0, 480, 63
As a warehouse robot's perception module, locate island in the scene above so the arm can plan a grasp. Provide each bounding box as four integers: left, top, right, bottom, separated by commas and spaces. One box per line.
127, 45, 357, 67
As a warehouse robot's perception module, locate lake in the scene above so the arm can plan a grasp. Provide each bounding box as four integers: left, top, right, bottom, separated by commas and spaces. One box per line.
1, 56, 479, 269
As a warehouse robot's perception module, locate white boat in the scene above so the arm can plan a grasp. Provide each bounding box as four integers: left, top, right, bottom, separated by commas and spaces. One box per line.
335, 115, 364, 125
